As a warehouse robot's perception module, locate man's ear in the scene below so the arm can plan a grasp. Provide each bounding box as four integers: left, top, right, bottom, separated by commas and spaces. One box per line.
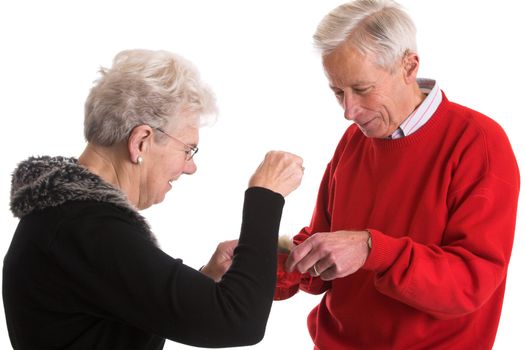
128, 125, 154, 164
402, 51, 420, 83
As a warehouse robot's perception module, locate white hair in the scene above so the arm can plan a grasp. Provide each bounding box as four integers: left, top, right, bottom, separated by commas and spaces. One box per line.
84, 49, 217, 146
313, 0, 417, 70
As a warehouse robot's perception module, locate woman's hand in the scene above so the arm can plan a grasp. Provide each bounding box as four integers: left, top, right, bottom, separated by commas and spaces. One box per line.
200, 240, 238, 282
249, 151, 304, 197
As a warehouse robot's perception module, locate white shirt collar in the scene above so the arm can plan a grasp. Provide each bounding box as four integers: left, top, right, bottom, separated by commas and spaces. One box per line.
390, 78, 442, 139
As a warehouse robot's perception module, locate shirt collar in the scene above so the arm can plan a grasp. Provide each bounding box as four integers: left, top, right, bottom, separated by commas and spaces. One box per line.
390, 78, 441, 139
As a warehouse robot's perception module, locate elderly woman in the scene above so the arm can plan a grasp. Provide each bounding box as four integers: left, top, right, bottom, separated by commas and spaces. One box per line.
3, 49, 303, 349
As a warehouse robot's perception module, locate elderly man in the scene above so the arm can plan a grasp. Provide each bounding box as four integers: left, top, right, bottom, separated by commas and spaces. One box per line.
276, 1, 520, 349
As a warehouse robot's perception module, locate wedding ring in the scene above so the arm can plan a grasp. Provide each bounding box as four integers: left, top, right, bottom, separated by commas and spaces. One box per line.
313, 264, 320, 276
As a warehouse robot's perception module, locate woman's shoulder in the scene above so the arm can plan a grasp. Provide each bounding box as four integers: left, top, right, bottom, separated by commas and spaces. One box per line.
16, 200, 157, 252
59, 201, 158, 246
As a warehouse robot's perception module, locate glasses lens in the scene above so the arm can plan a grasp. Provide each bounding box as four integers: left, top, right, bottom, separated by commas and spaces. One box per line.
187, 147, 198, 160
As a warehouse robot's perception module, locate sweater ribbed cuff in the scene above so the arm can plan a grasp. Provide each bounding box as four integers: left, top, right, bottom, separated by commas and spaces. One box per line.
362, 228, 411, 273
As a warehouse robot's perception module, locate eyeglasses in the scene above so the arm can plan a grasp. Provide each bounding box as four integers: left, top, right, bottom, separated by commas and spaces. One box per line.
155, 128, 199, 161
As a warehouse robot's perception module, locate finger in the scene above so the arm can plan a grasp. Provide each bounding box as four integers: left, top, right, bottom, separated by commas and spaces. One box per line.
309, 263, 320, 277
308, 257, 331, 277
292, 157, 304, 173
290, 245, 325, 274
286, 233, 325, 272
285, 242, 313, 272
225, 239, 238, 250
318, 265, 338, 281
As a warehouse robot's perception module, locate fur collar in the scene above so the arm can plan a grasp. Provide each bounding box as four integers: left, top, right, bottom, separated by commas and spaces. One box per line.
10, 156, 158, 246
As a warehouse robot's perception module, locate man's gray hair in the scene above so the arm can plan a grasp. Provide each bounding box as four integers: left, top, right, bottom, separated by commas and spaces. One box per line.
84, 49, 217, 146
313, 0, 417, 70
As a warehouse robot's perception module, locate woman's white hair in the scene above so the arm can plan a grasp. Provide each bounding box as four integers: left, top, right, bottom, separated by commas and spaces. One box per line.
313, 0, 417, 71
84, 49, 217, 146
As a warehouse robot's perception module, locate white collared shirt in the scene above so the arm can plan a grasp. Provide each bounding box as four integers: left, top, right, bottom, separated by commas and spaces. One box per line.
390, 79, 441, 139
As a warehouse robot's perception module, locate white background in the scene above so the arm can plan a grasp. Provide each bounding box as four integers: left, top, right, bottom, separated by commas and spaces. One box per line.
0, 1, 523, 349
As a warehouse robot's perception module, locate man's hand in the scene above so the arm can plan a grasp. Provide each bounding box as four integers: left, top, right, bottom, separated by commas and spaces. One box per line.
200, 240, 238, 282
285, 230, 370, 281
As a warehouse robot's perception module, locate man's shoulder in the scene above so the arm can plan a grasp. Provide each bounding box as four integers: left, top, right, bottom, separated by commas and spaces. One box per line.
439, 97, 507, 140
440, 96, 517, 181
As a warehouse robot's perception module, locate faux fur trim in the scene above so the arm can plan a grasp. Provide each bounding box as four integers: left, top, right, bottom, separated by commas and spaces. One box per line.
10, 156, 158, 246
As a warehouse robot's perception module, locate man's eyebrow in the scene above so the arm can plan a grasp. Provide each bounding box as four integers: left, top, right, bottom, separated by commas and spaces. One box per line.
329, 81, 372, 90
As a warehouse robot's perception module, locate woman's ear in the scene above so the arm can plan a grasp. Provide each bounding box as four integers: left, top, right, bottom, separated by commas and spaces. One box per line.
402, 51, 420, 83
128, 125, 154, 164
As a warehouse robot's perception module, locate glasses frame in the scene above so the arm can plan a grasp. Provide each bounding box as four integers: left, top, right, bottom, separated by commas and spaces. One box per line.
155, 128, 199, 161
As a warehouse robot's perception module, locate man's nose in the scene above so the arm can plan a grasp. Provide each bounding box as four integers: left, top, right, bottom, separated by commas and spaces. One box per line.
343, 90, 358, 121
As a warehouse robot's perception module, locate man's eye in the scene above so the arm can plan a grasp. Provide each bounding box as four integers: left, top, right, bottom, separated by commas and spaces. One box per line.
353, 87, 371, 94
334, 90, 344, 99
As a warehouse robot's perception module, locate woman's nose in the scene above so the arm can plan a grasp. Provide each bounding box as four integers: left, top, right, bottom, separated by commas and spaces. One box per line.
184, 158, 197, 175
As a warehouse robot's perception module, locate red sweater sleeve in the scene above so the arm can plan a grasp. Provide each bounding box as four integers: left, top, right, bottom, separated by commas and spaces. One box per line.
293, 161, 338, 295
362, 120, 520, 319
290, 127, 362, 296
274, 165, 333, 300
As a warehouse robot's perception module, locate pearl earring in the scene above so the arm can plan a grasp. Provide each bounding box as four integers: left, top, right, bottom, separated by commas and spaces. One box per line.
136, 156, 143, 165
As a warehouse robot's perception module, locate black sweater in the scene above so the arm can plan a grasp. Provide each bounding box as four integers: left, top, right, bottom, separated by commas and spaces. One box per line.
3, 156, 284, 349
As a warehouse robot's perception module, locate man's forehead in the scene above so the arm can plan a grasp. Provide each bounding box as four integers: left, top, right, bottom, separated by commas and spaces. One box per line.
322, 46, 387, 87
323, 61, 376, 87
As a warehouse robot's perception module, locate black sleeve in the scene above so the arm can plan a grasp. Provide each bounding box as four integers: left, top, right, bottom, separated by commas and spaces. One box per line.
51, 187, 284, 348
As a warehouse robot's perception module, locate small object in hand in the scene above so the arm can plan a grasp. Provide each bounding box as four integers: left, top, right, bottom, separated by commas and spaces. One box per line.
275, 236, 302, 300
277, 235, 293, 254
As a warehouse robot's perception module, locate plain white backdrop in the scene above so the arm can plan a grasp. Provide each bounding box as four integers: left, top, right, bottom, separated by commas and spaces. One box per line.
1, 1, 523, 349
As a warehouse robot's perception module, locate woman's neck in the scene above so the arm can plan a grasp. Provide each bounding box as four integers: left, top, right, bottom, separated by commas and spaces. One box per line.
78, 143, 124, 190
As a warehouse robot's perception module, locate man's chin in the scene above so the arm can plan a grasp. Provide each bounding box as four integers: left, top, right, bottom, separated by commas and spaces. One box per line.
359, 126, 380, 139
358, 124, 391, 139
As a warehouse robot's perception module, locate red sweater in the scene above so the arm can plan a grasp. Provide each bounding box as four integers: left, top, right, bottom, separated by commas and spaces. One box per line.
277, 93, 520, 349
